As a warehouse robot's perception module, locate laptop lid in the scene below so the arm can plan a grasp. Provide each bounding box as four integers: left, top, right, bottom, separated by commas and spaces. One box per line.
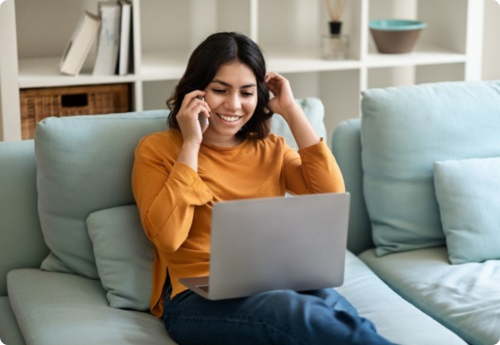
181, 192, 350, 300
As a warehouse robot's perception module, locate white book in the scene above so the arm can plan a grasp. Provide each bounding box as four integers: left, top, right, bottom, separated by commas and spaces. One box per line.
93, 2, 121, 75
117, 0, 132, 76
60, 12, 101, 76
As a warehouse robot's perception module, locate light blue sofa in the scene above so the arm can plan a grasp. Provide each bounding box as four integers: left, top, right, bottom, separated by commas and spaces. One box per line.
0, 85, 496, 345
332, 80, 500, 345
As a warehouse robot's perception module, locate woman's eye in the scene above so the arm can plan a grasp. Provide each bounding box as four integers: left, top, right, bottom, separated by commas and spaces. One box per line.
213, 89, 226, 94
241, 92, 254, 97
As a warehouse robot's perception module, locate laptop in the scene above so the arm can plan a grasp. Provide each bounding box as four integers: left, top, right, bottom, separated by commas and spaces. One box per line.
179, 192, 350, 300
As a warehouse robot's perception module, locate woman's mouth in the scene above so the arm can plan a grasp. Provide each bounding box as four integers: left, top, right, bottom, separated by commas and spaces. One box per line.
217, 113, 241, 122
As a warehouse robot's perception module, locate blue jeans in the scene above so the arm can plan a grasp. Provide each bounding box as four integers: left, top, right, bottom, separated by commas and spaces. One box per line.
163, 287, 394, 345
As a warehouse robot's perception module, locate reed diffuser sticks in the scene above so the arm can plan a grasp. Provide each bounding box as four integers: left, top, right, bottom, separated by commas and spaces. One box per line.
325, 0, 347, 22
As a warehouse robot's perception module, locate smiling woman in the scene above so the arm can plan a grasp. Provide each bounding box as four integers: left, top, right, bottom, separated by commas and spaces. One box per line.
131, 31, 393, 345
199, 62, 258, 147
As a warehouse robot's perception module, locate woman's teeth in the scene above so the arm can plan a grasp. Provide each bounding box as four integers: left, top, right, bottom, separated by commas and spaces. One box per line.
218, 114, 240, 122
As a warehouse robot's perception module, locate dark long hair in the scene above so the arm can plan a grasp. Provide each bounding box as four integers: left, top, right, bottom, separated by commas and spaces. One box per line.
166, 32, 273, 140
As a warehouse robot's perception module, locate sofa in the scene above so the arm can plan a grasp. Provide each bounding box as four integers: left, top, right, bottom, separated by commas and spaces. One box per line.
0, 81, 498, 345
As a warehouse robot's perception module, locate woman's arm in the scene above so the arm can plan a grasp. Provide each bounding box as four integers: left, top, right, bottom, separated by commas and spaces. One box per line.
132, 136, 213, 253
265, 71, 345, 194
282, 141, 345, 194
132, 90, 212, 253
265, 72, 320, 149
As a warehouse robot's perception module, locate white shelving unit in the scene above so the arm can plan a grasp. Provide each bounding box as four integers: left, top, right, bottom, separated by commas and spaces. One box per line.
0, 0, 485, 142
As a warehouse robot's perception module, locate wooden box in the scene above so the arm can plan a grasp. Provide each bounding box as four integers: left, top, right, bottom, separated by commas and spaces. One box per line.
20, 83, 131, 139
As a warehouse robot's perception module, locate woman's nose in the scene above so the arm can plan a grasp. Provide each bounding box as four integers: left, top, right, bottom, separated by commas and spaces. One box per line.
225, 93, 241, 111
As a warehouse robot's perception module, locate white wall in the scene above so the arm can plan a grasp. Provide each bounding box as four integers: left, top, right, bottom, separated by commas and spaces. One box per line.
482, 0, 500, 80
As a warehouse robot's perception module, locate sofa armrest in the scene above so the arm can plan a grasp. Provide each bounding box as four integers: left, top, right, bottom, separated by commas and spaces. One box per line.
331, 119, 374, 255
0, 140, 49, 296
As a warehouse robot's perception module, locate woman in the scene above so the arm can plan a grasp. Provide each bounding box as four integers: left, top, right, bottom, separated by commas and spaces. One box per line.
132, 32, 393, 345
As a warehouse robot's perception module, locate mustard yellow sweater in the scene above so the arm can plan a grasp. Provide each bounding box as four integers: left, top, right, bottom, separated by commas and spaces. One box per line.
132, 129, 345, 317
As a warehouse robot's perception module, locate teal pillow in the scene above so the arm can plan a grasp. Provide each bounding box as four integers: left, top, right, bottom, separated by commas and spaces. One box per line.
434, 157, 500, 264
87, 205, 154, 310
35, 110, 168, 279
361, 80, 500, 256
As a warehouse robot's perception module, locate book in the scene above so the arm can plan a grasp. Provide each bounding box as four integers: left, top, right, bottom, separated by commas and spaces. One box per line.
59, 11, 101, 76
117, 0, 133, 76
93, 2, 121, 75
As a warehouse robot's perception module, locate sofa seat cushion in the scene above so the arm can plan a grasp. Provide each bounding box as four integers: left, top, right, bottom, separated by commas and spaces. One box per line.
7, 269, 175, 345
337, 252, 466, 345
359, 247, 500, 345
6, 255, 466, 345
0, 296, 25, 345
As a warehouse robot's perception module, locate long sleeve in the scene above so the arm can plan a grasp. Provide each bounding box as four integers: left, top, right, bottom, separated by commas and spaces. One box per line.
132, 132, 344, 318
132, 133, 213, 253
283, 138, 345, 194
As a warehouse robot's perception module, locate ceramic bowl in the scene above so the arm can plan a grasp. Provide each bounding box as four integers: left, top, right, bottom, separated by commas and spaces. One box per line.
369, 19, 427, 54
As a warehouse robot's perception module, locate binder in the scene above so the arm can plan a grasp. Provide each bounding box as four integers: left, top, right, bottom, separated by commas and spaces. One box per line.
93, 2, 121, 75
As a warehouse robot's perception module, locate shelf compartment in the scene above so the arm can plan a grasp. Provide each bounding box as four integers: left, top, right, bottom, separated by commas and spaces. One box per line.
140, 51, 190, 81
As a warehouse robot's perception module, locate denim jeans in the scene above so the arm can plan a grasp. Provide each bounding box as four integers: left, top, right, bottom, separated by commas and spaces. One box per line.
163, 286, 394, 345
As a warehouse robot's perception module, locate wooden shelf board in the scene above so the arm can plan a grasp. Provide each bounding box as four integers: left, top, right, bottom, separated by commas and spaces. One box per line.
366, 42, 467, 68
18, 57, 136, 89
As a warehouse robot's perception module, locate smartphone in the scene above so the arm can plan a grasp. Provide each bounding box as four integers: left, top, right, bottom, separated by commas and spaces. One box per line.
197, 96, 209, 131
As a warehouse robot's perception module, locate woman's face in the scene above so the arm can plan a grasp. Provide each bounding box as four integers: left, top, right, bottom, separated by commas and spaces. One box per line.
202, 61, 258, 146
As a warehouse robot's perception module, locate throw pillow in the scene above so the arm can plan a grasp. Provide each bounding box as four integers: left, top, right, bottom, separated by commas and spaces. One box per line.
361, 80, 500, 256
434, 157, 500, 264
87, 205, 154, 311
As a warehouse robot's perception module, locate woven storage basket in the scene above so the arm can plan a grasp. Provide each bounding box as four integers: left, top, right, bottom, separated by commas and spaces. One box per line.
20, 83, 131, 139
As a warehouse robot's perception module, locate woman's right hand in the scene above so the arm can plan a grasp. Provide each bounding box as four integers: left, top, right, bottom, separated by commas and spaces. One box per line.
176, 90, 211, 146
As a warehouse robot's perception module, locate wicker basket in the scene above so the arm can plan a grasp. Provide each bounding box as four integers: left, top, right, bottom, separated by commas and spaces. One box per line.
20, 83, 131, 139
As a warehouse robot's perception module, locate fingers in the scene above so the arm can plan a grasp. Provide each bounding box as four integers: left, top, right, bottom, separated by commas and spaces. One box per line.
265, 71, 288, 96
265, 71, 283, 83
181, 91, 211, 117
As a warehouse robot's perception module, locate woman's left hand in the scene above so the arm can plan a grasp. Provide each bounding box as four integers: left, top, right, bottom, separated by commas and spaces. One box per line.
265, 71, 320, 149
265, 72, 299, 122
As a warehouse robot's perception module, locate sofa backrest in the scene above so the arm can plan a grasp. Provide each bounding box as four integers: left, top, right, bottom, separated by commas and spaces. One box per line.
331, 119, 373, 255
333, 80, 500, 259
35, 110, 169, 279
361, 80, 500, 258
0, 140, 49, 296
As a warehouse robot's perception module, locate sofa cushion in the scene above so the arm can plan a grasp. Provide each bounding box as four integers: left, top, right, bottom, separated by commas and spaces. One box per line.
35, 110, 169, 279
434, 157, 500, 264
0, 296, 25, 345
359, 247, 500, 345
87, 205, 154, 311
361, 80, 500, 256
7, 269, 175, 345
336, 252, 466, 345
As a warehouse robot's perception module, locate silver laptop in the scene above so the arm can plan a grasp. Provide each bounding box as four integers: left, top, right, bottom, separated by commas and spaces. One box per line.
179, 192, 350, 300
